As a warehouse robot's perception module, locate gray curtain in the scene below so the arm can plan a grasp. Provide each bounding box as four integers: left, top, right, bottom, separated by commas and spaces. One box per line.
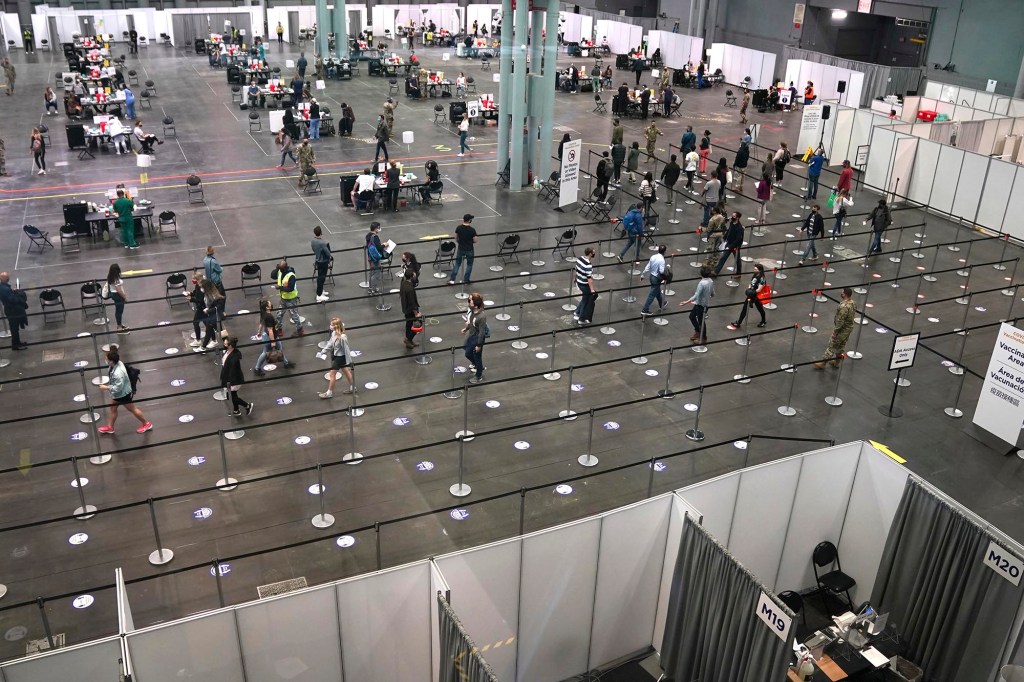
437, 592, 500, 682
782, 46, 923, 107
872, 479, 1024, 682
172, 13, 252, 48
661, 516, 794, 682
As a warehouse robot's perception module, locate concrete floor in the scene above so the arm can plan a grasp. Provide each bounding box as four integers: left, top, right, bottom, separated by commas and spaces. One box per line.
0, 39, 1020, 658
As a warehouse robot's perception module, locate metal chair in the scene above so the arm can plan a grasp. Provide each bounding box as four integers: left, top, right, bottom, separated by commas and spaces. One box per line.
240, 262, 263, 296
425, 183, 443, 206
144, 79, 157, 95
590, 195, 617, 222
480, 58, 490, 71
158, 210, 177, 235
777, 590, 807, 628
302, 167, 322, 194
231, 85, 242, 102
39, 289, 66, 323
433, 240, 456, 276
388, 78, 399, 95
162, 116, 176, 137
495, 160, 510, 187
187, 175, 204, 204
59, 224, 81, 253
165, 273, 188, 305
538, 171, 560, 203
24, 225, 54, 253
248, 110, 262, 132
139, 90, 152, 110
80, 282, 104, 319
497, 234, 520, 265
127, 69, 139, 85
433, 104, 447, 124
552, 228, 578, 261
593, 94, 607, 113
724, 89, 737, 107
466, 77, 477, 94
812, 541, 856, 614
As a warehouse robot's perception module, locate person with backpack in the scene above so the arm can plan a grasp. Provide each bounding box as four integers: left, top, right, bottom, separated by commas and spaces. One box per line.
574, 247, 597, 325
460, 292, 488, 384
617, 203, 646, 262
97, 345, 152, 435
220, 336, 254, 417
273, 258, 303, 336
867, 198, 892, 254
773, 142, 791, 186
732, 136, 750, 192
104, 263, 130, 334
594, 151, 611, 202
798, 204, 825, 264
366, 221, 387, 293
830, 188, 853, 238
198, 280, 225, 349
0, 271, 28, 350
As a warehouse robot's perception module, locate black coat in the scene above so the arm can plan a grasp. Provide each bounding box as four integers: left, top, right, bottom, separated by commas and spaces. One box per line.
220, 348, 245, 386
400, 278, 419, 317
723, 220, 744, 250
661, 161, 681, 186
734, 143, 750, 169
0, 282, 28, 321
802, 212, 825, 238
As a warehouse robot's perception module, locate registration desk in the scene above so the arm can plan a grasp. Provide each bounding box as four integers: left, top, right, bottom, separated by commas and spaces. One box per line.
787, 611, 913, 681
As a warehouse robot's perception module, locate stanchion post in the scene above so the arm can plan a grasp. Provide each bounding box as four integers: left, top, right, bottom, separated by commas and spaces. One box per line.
956, 266, 973, 304
689, 229, 703, 268
949, 219, 963, 252
343, 403, 364, 463
764, 268, 779, 310
592, 243, 606, 281
90, 333, 109, 386
945, 364, 967, 418
957, 240, 975, 276
775, 241, 789, 279
443, 347, 464, 399
735, 334, 752, 384
216, 430, 238, 489
544, 331, 561, 380
311, 463, 335, 528
559, 367, 577, 420
518, 487, 527, 534
685, 385, 705, 441
449, 436, 472, 497
577, 409, 598, 466
212, 560, 226, 607
511, 301, 528, 349
911, 229, 926, 259
995, 235, 1011, 271
658, 347, 675, 398
923, 243, 941, 282
782, 323, 799, 371
495, 276, 511, 320
600, 290, 616, 335
632, 317, 649, 365
562, 269, 576, 311
71, 456, 97, 518
375, 522, 382, 569
802, 292, 819, 333
778, 357, 799, 416
1002, 260, 1019, 296
905, 274, 924, 315
824, 354, 847, 406
36, 599, 55, 651
622, 273, 637, 304
693, 308, 709, 353
147, 498, 174, 565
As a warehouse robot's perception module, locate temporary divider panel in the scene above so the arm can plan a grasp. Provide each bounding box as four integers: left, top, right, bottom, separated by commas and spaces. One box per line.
890, 136, 918, 201
677, 473, 740, 545
430, 561, 451, 682
835, 442, 909, 604
0, 637, 122, 682
864, 126, 896, 191
516, 518, 601, 682
127, 610, 247, 682
594, 19, 641, 55
978, 160, 1016, 231
468, 5, 501, 35
708, 43, 775, 88
952, 151, 989, 221
830, 106, 857, 165
907, 138, 939, 206
588, 496, 672, 670
236, 585, 344, 681
337, 561, 432, 682
1007, 170, 1024, 241
646, 31, 703, 70
653, 495, 704, 651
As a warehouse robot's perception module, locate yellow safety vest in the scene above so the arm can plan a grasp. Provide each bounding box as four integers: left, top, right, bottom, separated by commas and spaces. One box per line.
277, 271, 298, 300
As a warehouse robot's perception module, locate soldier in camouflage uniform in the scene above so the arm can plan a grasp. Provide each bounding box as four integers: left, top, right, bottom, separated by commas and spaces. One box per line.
644, 122, 662, 161
296, 138, 316, 187
815, 288, 856, 368
703, 206, 727, 270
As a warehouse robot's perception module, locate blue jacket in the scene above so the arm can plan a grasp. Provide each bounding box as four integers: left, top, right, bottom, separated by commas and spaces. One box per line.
680, 131, 696, 154
808, 153, 826, 176
623, 208, 645, 235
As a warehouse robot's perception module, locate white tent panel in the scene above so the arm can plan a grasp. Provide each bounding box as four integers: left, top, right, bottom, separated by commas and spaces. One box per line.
951, 151, 989, 221
977, 160, 1015, 232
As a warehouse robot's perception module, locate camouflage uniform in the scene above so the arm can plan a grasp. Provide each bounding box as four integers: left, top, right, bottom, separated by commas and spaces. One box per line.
297, 141, 316, 185
645, 123, 662, 158
823, 297, 856, 361
703, 213, 727, 269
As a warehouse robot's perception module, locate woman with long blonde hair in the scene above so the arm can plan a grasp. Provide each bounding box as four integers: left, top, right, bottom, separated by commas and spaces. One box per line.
319, 317, 355, 398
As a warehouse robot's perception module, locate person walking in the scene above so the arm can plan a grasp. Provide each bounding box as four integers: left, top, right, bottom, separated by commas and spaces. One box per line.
319, 317, 356, 398
296, 137, 315, 187
714, 211, 745, 278
733, 136, 750, 192
700, 173, 721, 227
626, 141, 641, 184
461, 293, 488, 383
340, 102, 355, 137
799, 204, 824, 264
220, 336, 254, 417
756, 171, 772, 224
730, 262, 767, 329
680, 125, 696, 155
297, 52, 308, 78
714, 157, 729, 206
198, 280, 225, 349
698, 129, 711, 175
680, 265, 715, 344
836, 159, 854, 195
662, 84, 674, 117
574, 247, 596, 325
611, 118, 624, 146
660, 153, 680, 204
400, 268, 421, 349
644, 121, 662, 161
815, 288, 856, 368
3, 58, 15, 96
830, 188, 853, 238
640, 244, 668, 316
374, 115, 390, 163
273, 259, 304, 336
30, 128, 45, 175
276, 129, 297, 168
773, 142, 791, 186
203, 245, 225, 298
253, 298, 293, 376
113, 189, 137, 249
366, 221, 386, 294
639, 171, 656, 216
739, 88, 750, 124
123, 84, 135, 120
703, 206, 727, 271
632, 56, 644, 86
455, 113, 473, 157
186, 271, 209, 350
0, 272, 28, 350
804, 146, 826, 200
448, 214, 478, 284
311, 225, 332, 302
97, 346, 152, 435
610, 140, 626, 187
617, 203, 645, 262
867, 198, 892, 254
105, 264, 131, 334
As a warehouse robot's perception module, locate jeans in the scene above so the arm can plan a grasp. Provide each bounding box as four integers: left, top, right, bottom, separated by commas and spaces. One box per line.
375, 140, 389, 161
314, 261, 329, 296
256, 332, 287, 370
450, 249, 474, 282
280, 149, 296, 165
111, 292, 125, 326
832, 214, 844, 236
119, 220, 137, 248
715, 247, 741, 276
46, 101, 58, 113
276, 298, 302, 331
33, 152, 45, 171
685, 170, 694, 190
802, 235, 817, 259
690, 304, 707, 337
405, 316, 418, 342
459, 130, 470, 153
309, 118, 320, 139
613, 162, 622, 182
806, 173, 820, 199
618, 234, 641, 260
575, 283, 595, 320
464, 336, 484, 378
642, 275, 664, 313
369, 261, 383, 292
702, 201, 717, 226
870, 230, 883, 253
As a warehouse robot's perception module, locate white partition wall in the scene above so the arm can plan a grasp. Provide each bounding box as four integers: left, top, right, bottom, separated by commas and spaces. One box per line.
128, 611, 247, 681
469, 5, 501, 35
647, 30, 702, 70
676, 472, 740, 544
594, 19, 641, 55
708, 43, 775, 88
1, 638, 122, 682
2, 14, 21, 49
785, 59, 864, 106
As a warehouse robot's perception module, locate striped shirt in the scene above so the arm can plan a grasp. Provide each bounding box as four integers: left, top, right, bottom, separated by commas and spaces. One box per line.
575, 256, 593, 286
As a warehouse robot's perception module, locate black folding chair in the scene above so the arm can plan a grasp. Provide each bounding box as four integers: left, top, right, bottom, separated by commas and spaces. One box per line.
538, 172, 560, 203
497, 235, 521, 264
433, 240, 456, 276
24, 225, 53, 253
593, 94, 607, 113
552, 228, 577, 261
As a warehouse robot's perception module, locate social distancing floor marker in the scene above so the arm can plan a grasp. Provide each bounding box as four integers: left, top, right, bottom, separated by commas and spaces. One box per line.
869, 440, 907, 464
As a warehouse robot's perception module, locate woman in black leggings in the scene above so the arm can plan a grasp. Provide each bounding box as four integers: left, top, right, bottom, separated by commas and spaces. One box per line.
219, 336, 254, 417
732, 263, 767, 328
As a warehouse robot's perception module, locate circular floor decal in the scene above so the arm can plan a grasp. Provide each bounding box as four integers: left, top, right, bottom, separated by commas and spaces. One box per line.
364, 382, 379, 390
164, 348, 179, 355
535, 352, 549, 359
927, 317, 940, 323
187, 456, 206, 466
178, 414, 194, 423
649, 462, 667, 472
193, 507, 213, 520
429, 336, 443, 343
645, 369, 659, 377
263, 363, 278, 372
543, 292, 556, 298
68, 532, 89, 545
73, 393, 86, 402
416, 461, 434, 471
514, 441, 530, 450
294, 435, 311, 445
603, 421, 620, 430
485, 400, 501, 408
450, 508, 470, 521
171, 379, 186, 387
349, 350, 363, 357
454, 366, 468, 373
70, 432, 89, 442
210, 564, 231, 576
73, 360, 89, 368
684, 403, 698, 412
336, 535, 356, 548
392, 417, 411, 426
276, 397, 293, 405
875, 327, 889, 333
4, 627, 27, 642
71, 477, 88, 488
308, 483, 324, 495
608, 339, 622, 347
507, 325, 520, 332
554, 484, 574, 495
72, 595, 94, 609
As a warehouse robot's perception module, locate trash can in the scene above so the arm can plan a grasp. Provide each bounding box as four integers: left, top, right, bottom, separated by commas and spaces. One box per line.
889, 656, 922, 682
1001, 665, 1024, 682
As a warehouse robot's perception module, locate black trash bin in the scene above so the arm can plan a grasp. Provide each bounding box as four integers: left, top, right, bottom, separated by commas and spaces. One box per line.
194, 38, 206, 54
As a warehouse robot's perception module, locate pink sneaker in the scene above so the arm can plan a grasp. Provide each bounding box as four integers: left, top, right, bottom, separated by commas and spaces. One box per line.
97, 425, 114, 434
136, 422, 153, 434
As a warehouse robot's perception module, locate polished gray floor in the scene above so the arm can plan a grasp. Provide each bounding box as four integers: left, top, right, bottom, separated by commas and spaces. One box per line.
0, 39, 1019, 658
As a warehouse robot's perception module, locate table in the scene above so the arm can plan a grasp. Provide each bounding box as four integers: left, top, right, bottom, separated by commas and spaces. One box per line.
787, 626, 904, 681
84, 205, 155, 242
373, 173, 425, 207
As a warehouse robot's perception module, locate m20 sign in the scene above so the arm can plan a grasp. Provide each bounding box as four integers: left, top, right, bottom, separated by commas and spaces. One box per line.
984, 541, 1024, 586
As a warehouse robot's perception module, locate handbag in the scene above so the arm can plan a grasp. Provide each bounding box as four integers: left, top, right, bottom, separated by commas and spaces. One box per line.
826, 191, 837, 209
726, 170, 733, 184
410, 315, 424, 334
266, 349, 284, 363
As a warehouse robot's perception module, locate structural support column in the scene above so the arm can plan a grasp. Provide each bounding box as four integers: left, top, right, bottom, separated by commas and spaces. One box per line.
508, 0, 529, 191
1015, 54, 1024, 99
535, 1, 558, 184
333, 0, 349, 59
496, 0, 514, 183
315, 0, 330, 58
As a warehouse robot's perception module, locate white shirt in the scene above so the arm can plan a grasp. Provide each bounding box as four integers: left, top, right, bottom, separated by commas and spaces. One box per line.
642, 253, 665, 278
133, 125, 146, 141
685, 151, 699, 172
108, 119, 124, 137
459, 118, 469, 133
354, 174, 376, 192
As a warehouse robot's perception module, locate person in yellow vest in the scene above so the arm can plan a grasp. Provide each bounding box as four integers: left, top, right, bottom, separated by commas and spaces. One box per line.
273, 259, 304, 336
276, 22, 284, 46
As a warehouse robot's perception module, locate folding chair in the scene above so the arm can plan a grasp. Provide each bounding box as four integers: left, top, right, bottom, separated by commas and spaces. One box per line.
23, 225, 54, 253
39, 289, 67, 323
538, 171, 560, 203
80, 282, 104, 319
302, 167, 322, 195
433, 104, 447, 124
128, 69, 139, 85
59, 224, 81, 253
248, 111, 262, 132
592, 94, 607, 113
433, 240, 456, 277
495, 160, 511, 187
388, 78, 399, 95
165, 273, 188, 306
724, 89, 737, 107
591, 195, 617, 222
466, 77, 477, 94
231, 85, 242, 102
187, 175, 205, 204
240, 262, 263, 296
425, 183, 444, 206
669, 98, 683, 117
145, 79, 157, 95
481, 59, 490, 71
162, 116, 176, 137
497, 235, 521, 265
139, 90, 152, 110
158, 211, 177, 235
552, 228, 577, 261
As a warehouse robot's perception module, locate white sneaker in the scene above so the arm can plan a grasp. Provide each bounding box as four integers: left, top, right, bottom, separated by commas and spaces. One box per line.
457, 153, 464, 157
37, 169, 45, 175
318, 391, 333, 399
189, 340, 201, 347
204, 341, 217, 349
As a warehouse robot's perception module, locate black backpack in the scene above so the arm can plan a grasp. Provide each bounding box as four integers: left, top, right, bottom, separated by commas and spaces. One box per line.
660, 266, 674, 284
125, 364, 141, 394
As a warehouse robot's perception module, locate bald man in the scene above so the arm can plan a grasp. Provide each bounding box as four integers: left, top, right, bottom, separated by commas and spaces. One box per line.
0, 272, 28, 349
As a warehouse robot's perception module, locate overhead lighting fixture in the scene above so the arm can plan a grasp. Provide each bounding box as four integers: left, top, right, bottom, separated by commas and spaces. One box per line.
832, 9, 849, 19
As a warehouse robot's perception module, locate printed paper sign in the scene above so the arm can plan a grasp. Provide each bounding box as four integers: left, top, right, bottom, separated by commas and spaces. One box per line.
973, 323, 1024, 444
558, 138, 582, 208
983, 540, 1024, 586
756, 591, 792, 641
888, 332, 919, 371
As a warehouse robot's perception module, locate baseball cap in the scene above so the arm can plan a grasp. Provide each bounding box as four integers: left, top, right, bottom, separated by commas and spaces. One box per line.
463, 213, 474, 222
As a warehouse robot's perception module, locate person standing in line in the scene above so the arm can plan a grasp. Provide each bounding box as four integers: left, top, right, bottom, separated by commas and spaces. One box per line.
632, 56, 644, 86
867, 198, 892, 254
308, 98, 321, 140
220, 336, 254, 417
714, 211, 745, 278
186, 271, 208, 349
611, 118, 624, 147
297, 52, 308, 78
804, 146, 826, 200
113, 189, 137, 249
617, 202, 646, 263
830, 188, 853, 238
384, 160, 401, 212
626, 141, 641, 184
680, 125, 696, 155
799, 204, 824, 264
401, 251, 421, 286
296, 137, 315, 187
0, 272, 28, 350
558, 132, 571, 161
732, 136, 750, 192
756, 171, 773, 224
739, 88, 750, 124
680, 265, 714, 345
662, 83, 674, 117
835, 159, 854, 195
3, 58, 15, 96
458, 114, 471, 157
253, 298, 293, 376
640, 244, 668, 317
290, 73, 304, 106
815, 288, 856, 369
276, 21, 284, 45
700, 172, 721, 227
660, 153, 680, 205
203, 245, 225, 298
639, 171, 656, 216
276, 129, 297, 168
448, 214, 478, 284
106, 263, 130, 334
730, 262, 767, 329
610, 140, 626, 187
340, 102, 355, 137
714, 157, 729, 206
382, 96, 395, 133
773, 142, 791, 186
683, 147, 699, 191
400, 268, 421, 350
594, 151, 611, 202
365, 221, 386, 294
30, 128, 45, 175
461, 293, 488, 384
644, 121, 662, 161
698, 129, 711, 175
311, 225, 332, 302
374, 115, 390, 163
703, 206, 727, 271
199, 280, 225, 350
761, 151, 774, 183
97, 346, 152, 435
273, 258, 304, 336
573, 246, 596, 325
